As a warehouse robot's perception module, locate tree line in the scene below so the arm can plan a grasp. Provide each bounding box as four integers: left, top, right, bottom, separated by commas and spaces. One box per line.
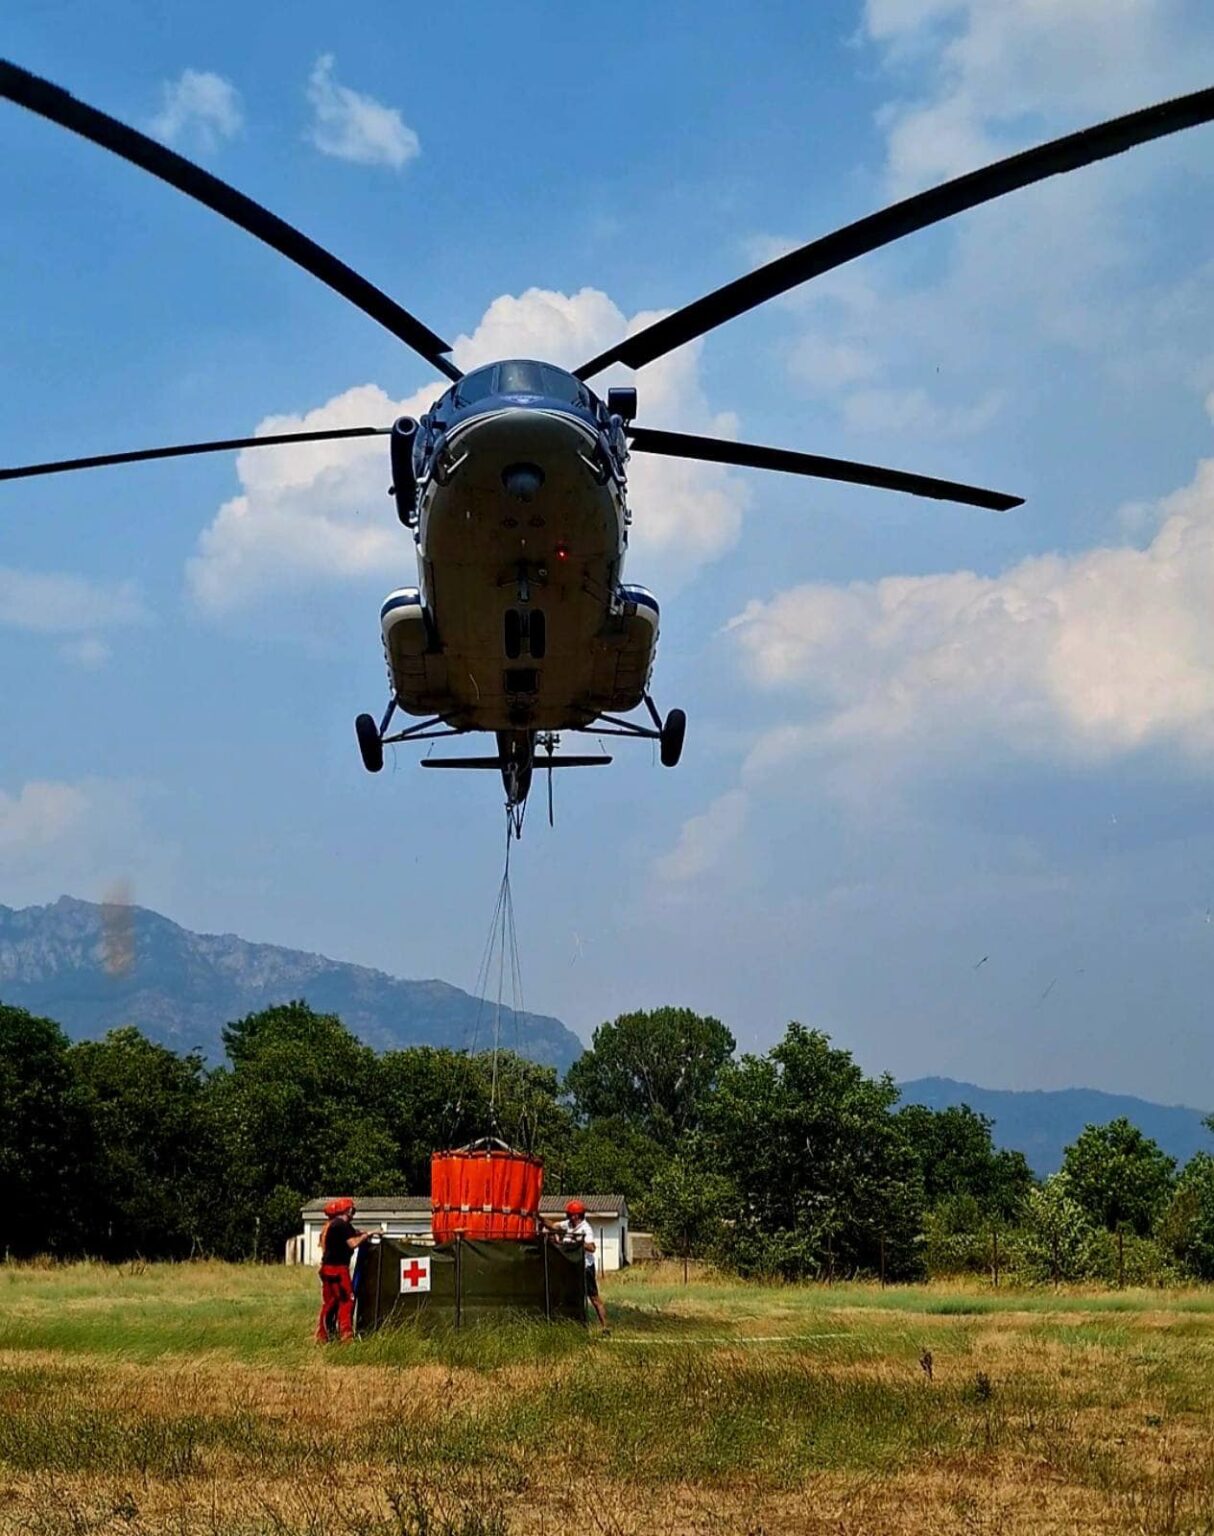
4, 998, 1213, 1282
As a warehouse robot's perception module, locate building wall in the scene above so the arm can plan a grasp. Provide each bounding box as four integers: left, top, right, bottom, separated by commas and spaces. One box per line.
299, 1216, 430, 1266
291, 1212, 629, 1269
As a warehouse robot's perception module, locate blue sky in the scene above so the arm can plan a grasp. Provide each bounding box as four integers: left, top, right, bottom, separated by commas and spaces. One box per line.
4, 1, 1214, 1102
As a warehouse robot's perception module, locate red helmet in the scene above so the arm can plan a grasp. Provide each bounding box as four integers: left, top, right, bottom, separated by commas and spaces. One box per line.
324, 1197, 355, 1218
565, 1199, 586, 1218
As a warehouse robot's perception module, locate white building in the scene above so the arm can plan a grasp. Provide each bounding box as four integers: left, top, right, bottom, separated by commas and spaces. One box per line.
289, 1194, 630, 1271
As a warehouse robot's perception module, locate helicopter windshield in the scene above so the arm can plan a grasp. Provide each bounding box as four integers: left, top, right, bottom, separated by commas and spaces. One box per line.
455, 366, 496, 406
497, 361, 585, 402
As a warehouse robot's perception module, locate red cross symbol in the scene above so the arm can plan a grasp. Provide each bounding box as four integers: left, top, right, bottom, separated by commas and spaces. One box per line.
400, 1257, 431, 1293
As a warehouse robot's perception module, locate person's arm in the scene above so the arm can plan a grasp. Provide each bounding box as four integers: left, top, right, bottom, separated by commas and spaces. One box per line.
579, 1224, 596, 1254
347, 1229, 372, 1250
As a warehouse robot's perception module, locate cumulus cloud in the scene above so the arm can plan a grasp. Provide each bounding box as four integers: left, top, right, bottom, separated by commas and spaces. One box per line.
866, 0, 1214, 197
59, 637, 112, 671
0, 779, 168, 908
654, 790, 749, 882
731, 408, 1214, 771
188, 288, 748, 610
150, 70, 243, 152
759, 1, 1214, 447
0, 566, 148, 634
306, 55, 420, 168
0, 781, 90, 854
186, 383, 426, 613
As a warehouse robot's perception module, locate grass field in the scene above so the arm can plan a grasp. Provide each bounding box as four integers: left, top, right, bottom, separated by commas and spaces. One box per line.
3, 1262, 1214, 1534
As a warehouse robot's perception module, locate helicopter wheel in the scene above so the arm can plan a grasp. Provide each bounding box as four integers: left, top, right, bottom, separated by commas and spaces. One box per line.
660, 708, 686, 768
355, 713, 384, 774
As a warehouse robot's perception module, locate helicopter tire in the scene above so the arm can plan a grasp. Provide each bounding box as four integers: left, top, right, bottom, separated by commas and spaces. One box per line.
660, 708, 686, 768
355, 713, 384, 774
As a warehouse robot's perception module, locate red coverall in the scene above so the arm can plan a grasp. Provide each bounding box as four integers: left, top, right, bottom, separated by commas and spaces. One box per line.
316, 1217, 358, 1341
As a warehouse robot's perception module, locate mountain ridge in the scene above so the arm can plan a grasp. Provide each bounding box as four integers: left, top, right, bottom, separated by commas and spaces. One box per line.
0, 895, 583, 1072
900, 1075, 1213, 1176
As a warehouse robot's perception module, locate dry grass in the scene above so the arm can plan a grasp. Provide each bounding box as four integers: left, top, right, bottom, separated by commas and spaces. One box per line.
2, 1263, 1214, 1534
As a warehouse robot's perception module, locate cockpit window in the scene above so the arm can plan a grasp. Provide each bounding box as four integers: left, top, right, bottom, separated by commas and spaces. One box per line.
496, 361, 586, 403
497, 361, 545, 396
455, 366, 497, 406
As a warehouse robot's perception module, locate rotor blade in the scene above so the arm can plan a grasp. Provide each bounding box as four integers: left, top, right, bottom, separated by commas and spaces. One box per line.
627, 427, 1022, 512
0, 60, 461, 381
0, 426, 392, 483
577, 84, 1214, 378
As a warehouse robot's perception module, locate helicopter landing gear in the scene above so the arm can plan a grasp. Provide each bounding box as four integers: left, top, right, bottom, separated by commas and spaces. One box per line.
583, 696, 687, 768
659, 707, 686, 768
355, 712, 384, 774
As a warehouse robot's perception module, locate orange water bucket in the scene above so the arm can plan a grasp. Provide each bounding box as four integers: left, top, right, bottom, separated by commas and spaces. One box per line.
430, 1139, 543, 1241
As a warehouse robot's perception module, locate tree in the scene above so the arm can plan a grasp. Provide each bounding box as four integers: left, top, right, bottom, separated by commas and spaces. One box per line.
205, 1001, 397, 1258
71, 1028, 212, 1259
0, 1003, 90, 1256
1060, 1118, 1176, 1237
378, 1046, 571, 1193
896, 1103, 1033, 1221
554, 1116, 670, 1213
703, 1024, 924, 1280
1016, 1174, 1121, 1284
565, 1007, 735, 1146
648, 1157, 733, 1277
1158, 1152, 1214, 1280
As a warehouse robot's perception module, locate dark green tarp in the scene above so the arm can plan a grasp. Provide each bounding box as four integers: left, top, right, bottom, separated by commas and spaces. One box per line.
354, 1235, 587, 1332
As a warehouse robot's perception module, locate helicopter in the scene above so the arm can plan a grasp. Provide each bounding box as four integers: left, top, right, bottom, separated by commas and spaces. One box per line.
2, 61, 1213, 830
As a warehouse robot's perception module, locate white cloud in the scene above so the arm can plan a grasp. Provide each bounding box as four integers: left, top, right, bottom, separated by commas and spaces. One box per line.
188, 288, 749, 610
866, 0, 1214, 198
150, 70, 243, 152
840, 385, 1003, 439
306, 55, 420, 169
59, 637, 112, 671
654, 790, 749, 883
760, 2, 1214, 446
0, 779, 169, 909
186, 383, 424, 613
0, 567, 148, 634
732, 408, 1214, 772
0, 781, 90, 854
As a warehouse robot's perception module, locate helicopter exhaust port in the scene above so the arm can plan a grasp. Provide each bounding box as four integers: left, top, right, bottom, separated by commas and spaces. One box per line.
501, 462, 545, 502
389, 416, 419, 526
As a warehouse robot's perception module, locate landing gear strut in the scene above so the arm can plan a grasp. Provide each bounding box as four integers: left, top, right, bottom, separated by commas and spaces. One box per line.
582, 695, 688, 767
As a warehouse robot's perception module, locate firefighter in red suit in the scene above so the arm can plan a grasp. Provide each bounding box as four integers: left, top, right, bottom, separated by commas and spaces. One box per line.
316, 1197, 372, 1342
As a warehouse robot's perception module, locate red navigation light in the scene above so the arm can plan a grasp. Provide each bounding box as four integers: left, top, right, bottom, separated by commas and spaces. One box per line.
555, 542, 570, 561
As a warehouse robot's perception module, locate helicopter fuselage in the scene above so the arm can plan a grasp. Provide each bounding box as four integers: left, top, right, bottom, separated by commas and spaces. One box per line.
380, 360, 659, 734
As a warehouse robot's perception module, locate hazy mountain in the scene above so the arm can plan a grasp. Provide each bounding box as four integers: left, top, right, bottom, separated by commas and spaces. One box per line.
900, 1076, 1213, 1176
0, 896, 583, 1072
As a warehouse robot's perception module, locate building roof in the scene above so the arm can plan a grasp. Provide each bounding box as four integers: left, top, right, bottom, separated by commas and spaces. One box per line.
302, 1193, 628, 1217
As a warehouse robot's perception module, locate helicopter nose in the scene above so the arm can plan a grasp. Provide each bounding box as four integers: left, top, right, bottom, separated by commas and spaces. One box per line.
502, 463, 545, 502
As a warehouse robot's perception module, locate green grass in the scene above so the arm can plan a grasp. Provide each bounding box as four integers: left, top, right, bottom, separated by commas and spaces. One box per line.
6, 1262, 1214, 1533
